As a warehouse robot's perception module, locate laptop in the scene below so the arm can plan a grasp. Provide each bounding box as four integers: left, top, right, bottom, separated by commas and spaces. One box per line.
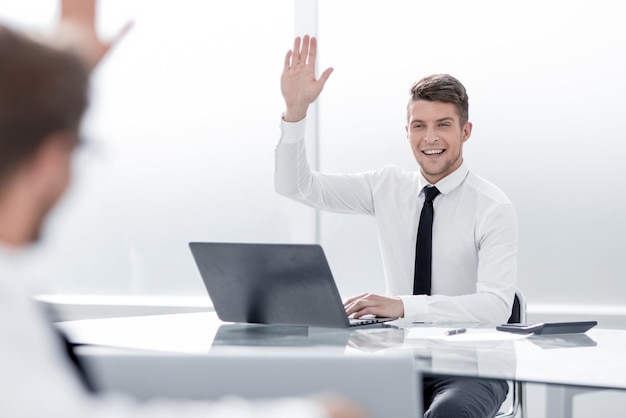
189, 242, 397, 328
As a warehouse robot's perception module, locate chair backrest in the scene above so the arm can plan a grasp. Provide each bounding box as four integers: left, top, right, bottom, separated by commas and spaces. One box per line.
507, 288, 527, 324
497, 288, 527, 418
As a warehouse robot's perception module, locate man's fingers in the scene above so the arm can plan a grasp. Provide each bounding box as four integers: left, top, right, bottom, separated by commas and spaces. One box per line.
319, 67, 334, 85
281, 35, 330, 117
352, 308, 376, 318
344, 300, 359, 315
292, 36, 302, 65
90, 21, 132, 69
300, 34, 310, 65
350, 302, 379, 318
344, 301, 357, 314
284, 50, 293, 70
61, 0, 96, 25
345, 294, 404, 319
345, 299, 375, 316
309, 36, 318, 65
343, 293, 368, 307
109, 21, 134, 50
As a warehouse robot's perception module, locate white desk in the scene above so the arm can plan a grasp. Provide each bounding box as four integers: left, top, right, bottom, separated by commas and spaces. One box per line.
58, 312, 626, 417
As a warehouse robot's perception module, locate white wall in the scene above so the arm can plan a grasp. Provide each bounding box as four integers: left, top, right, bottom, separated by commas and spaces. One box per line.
2, 1, 625, 323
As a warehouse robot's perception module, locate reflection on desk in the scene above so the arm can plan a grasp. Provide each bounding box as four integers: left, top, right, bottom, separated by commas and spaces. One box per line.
58, 311, 626, 391
527, 333, 597, 349
211, 323, 350, 350
347, 326, 407, 352
407, 326, 528, 341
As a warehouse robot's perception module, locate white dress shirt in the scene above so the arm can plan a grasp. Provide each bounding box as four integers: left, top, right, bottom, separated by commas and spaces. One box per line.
275, 118, 518, 323
0, 248, 326, 418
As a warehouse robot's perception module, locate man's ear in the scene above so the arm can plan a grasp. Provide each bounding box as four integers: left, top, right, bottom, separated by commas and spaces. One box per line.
462, 122, 473, 143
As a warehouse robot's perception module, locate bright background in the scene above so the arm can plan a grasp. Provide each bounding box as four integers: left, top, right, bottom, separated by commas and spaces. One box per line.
1, 0, 625, 323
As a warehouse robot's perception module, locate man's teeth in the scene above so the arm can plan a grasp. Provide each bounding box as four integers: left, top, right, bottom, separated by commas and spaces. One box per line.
424, 149, 443, 155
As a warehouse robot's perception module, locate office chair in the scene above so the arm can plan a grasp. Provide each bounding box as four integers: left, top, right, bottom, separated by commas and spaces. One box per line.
496, 288, 527, 418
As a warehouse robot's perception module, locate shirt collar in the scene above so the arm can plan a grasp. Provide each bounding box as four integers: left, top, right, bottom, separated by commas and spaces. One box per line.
418, 161, 469, 196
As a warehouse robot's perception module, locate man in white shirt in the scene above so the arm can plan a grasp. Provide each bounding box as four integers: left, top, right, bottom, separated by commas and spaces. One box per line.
275, 35, 518, 417
0, 5, 364, 418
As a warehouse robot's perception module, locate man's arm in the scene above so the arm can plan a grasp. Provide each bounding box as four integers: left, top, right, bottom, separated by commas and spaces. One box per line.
275, 36, 379, 215
278, 36, 406, 319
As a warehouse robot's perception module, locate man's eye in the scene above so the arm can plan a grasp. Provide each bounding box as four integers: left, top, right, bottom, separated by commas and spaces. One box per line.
439, 123, 450, 128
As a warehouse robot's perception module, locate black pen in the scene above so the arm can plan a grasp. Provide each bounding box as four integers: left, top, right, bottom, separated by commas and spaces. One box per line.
444, 328, 467, 336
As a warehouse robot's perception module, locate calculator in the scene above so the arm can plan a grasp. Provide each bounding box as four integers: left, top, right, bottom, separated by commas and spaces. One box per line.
496, 321, 597, 335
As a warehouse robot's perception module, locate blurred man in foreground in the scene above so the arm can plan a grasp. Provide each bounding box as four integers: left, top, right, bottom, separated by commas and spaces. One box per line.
0, 2, 364, 418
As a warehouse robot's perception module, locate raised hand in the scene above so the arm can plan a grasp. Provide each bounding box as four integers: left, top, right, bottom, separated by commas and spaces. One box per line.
56, 0, 132, 71
281, 35, 333, 122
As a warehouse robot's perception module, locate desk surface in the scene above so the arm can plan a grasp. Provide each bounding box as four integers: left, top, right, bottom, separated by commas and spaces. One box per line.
58, 311, 626, 391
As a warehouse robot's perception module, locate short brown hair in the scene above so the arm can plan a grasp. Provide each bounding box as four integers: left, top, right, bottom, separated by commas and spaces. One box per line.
407, 74, 469, 125
0, 25, 89, 185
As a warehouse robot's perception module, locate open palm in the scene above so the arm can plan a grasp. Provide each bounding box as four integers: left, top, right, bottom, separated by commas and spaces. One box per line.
281, 35, 333, 122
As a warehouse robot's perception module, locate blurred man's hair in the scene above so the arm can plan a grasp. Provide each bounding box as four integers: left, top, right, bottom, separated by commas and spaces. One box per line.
0, 25, 89, 187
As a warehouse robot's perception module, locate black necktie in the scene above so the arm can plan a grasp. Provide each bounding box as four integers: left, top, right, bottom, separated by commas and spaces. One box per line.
413, 186, 440, 295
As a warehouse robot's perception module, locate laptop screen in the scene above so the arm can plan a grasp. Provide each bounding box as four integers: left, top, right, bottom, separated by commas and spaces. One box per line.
189, 242, 353, 328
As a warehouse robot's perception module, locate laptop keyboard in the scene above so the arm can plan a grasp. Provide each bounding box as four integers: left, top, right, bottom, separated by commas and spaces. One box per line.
349, 317, 393, 327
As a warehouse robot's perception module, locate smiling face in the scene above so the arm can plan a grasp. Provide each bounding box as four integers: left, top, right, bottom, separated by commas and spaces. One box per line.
406, 100, 472, 184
